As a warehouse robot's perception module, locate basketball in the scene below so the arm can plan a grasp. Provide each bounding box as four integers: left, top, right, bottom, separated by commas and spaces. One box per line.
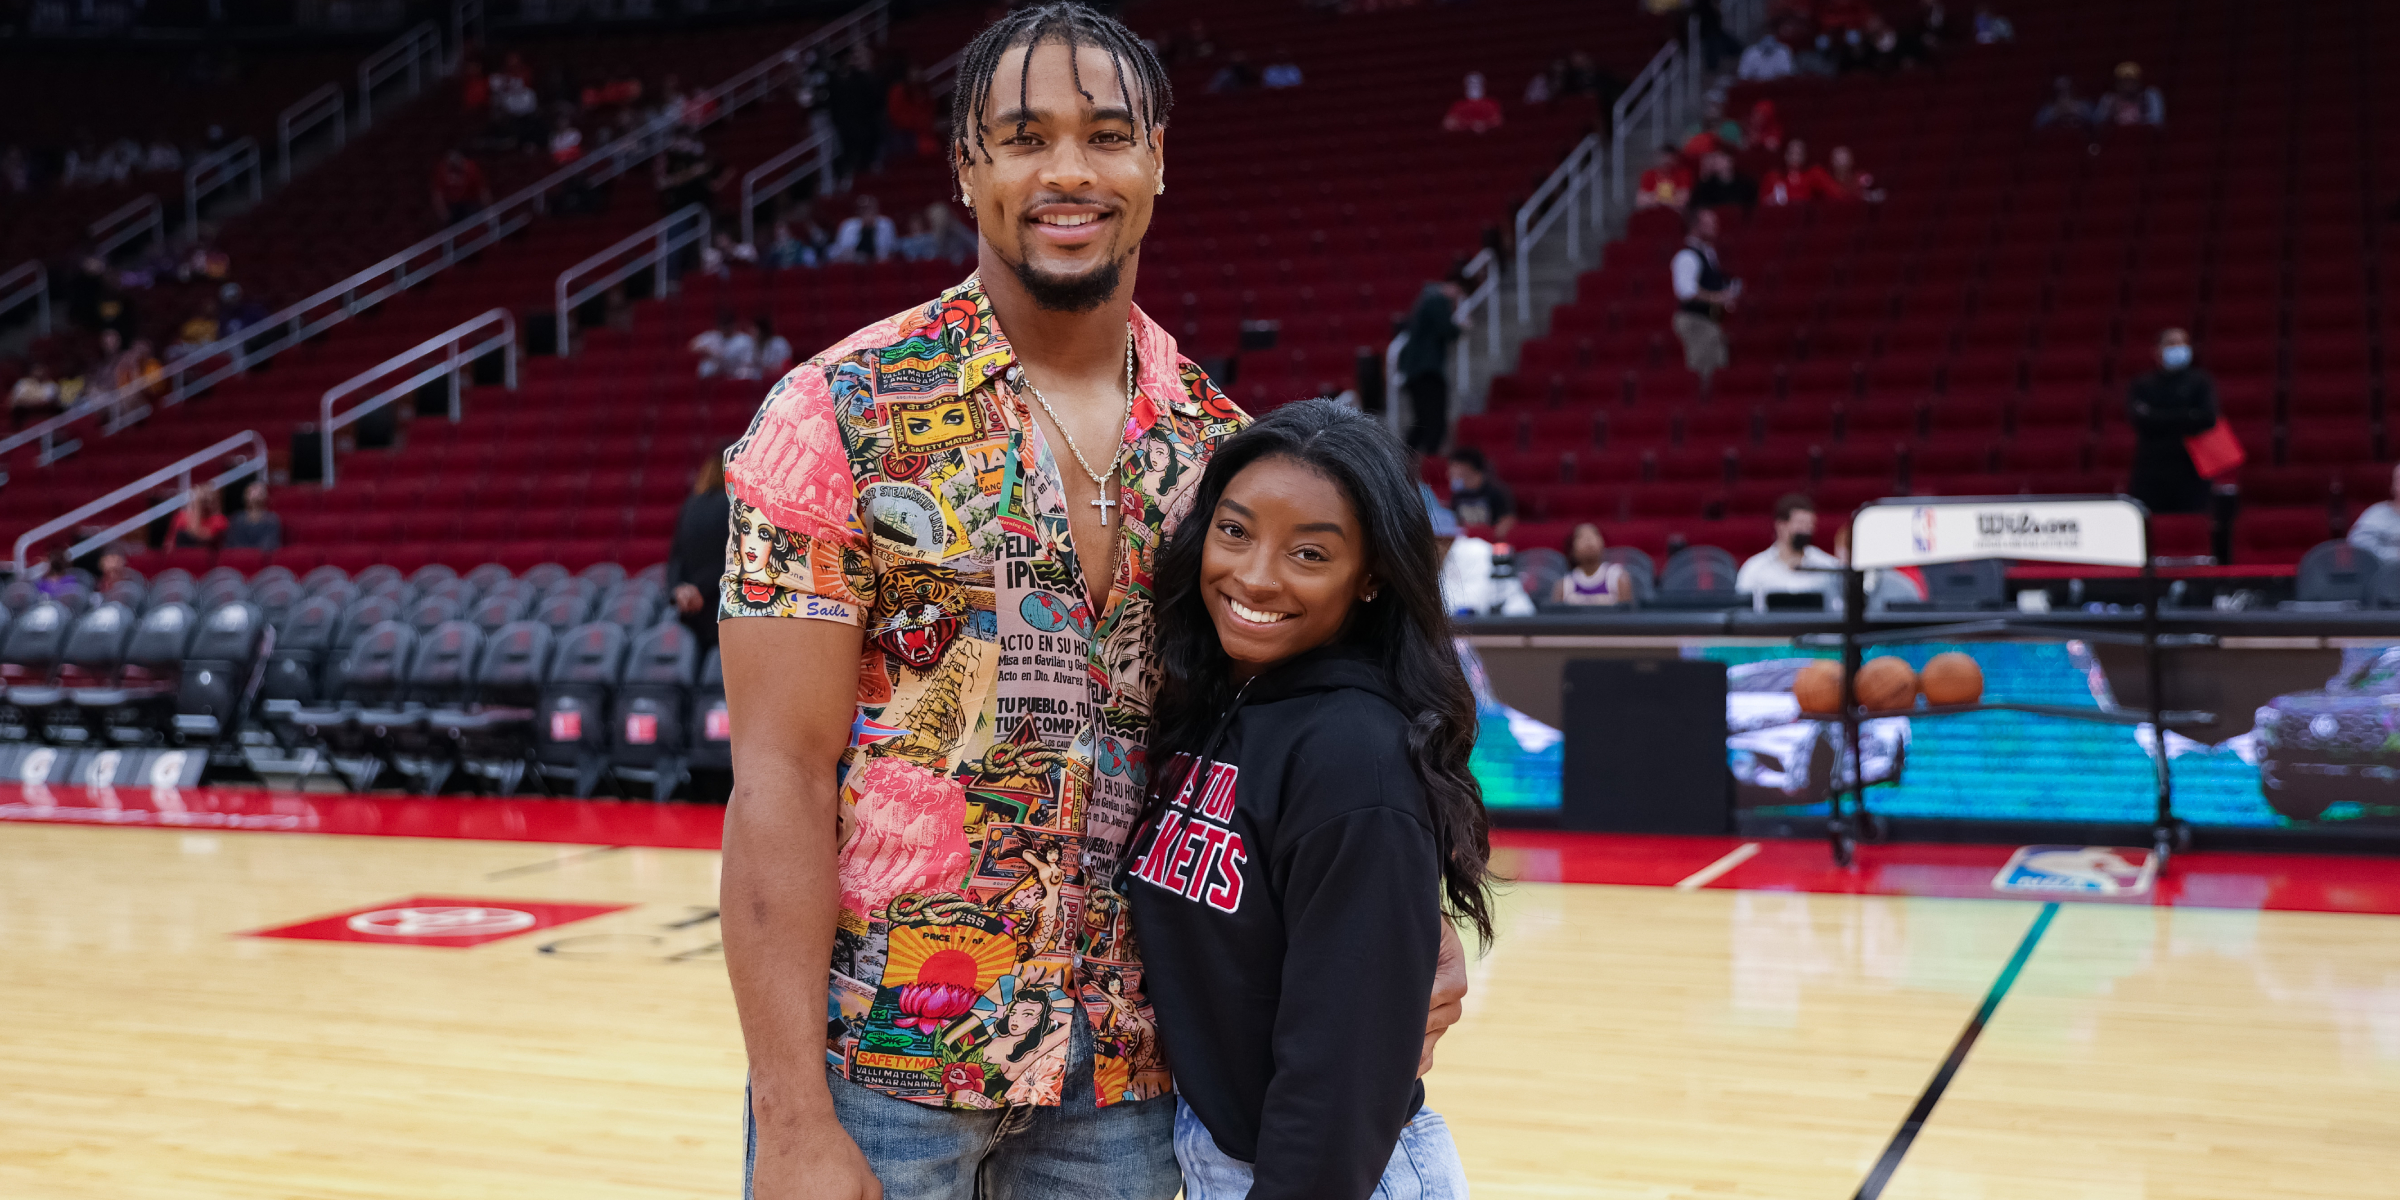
1921, 652, 1986, 706
1794, 659, 1844, 715
1856, 656, 1921, 713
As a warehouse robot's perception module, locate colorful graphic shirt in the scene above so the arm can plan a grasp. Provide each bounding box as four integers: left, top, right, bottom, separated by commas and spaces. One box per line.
720, 277, 1247, 1110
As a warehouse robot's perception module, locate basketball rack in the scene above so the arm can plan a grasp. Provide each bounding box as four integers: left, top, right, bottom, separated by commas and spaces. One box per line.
1814, 495, 2213, 870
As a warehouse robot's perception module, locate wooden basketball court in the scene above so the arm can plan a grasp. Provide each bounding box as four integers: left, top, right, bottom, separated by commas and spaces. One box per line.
4, 791, 2396, 1199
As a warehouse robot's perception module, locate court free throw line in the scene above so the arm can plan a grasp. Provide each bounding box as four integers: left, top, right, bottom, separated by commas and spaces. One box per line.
1852, 901, 2062, 1200
1674, 842, 1761, 890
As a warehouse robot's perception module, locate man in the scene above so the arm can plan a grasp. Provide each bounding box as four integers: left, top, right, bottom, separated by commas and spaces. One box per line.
2346, 463, 2400, 567
2093, 61, 2164, 127
1396, 276, 1464, 456
2126, 328, 2218, 515
827, 195, 898, 263
1737, 29, 1795, 81
1634, 145, 1692, 212
1670, 207, 1740, 386
1736, 494, 1843, 602
718, 8, 1465, 1199
1441, 72, 1502, 133
1445, 447, 1516, 540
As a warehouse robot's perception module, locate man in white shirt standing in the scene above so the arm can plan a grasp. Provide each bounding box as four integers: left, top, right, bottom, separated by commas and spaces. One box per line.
825, 194, 897, 263
1737, 493, 1843, 604
1670, 207, 1741, 387
2346, 462, 2400, 567
1738, 31, 1795, 81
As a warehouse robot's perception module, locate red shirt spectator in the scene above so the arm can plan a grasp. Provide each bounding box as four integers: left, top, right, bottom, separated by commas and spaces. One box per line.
1442, 73, 1503, 133
431, 151, 491, 223
1762, 139, 1841, 204
1636, 149, 1694, 211
1744, 100, 1786, 153
166, 491, 229, 550
886, 68, 938, 158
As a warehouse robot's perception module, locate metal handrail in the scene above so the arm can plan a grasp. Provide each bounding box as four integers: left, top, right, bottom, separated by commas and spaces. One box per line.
278, 83, 348, 183
12, 431, 269, 573
1, 261, 48, 337
88, 195, 166, 261
1608, 41, 1684, 202
739, 42, 965, 247
1513, 134, 1602, 321
554, 206, 711, 356
318, 309, 517, 487
185, 138, 262, 231
1452, 248, 1502, 398
359, 22, 446, 130
451, 0, 484, 67
690, 0, 890, 129
740, 132, 837, 248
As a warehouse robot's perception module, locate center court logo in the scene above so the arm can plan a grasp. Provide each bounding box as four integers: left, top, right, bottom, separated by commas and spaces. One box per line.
346, 906, 539, 938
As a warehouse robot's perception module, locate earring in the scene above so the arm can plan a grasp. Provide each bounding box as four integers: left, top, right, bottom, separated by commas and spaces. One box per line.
1155, 177, 1165, 195
960, 190, 973, 209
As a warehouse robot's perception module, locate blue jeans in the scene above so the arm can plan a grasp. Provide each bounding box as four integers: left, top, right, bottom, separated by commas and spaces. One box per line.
746, 1013, 1177, 1200
1173, 1098, 1471, 1200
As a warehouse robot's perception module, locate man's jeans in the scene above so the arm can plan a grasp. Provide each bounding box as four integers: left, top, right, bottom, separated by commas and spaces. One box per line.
746, 1014, 1177, 1200
1173, 1098, 1471, 1200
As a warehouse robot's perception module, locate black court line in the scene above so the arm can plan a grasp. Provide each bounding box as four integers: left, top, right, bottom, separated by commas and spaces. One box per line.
484, 844, 628, 880
1852, 901, 2060, 1200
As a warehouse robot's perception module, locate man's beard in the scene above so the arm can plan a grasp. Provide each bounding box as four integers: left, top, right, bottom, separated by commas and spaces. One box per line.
1012, 251, 1126, 314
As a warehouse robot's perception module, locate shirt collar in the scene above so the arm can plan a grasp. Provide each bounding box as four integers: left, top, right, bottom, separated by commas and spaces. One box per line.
938, 275, 1207, 429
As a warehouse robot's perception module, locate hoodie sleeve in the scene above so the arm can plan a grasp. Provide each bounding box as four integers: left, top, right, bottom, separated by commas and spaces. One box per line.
1247, 744, 1443, 1200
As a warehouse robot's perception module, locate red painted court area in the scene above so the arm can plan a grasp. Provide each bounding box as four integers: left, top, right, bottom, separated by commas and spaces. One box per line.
6, 784, 2398, 916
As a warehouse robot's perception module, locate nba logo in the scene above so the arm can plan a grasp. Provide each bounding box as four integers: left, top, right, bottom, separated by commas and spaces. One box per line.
1992, 845, 2157, 897
1911, 507, 1937, 554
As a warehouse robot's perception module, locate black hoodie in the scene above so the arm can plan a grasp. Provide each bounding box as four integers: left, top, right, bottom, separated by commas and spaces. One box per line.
1124, 645, 1441, 1200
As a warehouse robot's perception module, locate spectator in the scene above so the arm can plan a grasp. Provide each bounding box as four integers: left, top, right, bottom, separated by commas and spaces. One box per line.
1974, 3, 2016, 43
1737, 495, 1844, 601
1910, 0, 1958, 52
1635, 146, 1693, 212
2345, 464, 2400, 567
218, 283, 267, 335
1445, 447, 1517, 540
763, 219, 819, 268
1208, 51, 1259, 93
547, 113, 584, 164
1824, 146, 1883, 202
1442, 73, 1503, 133
223, 481, 282, 552
2126, 328, 2218, 515
828, 46, 887, 185
1262, 48, 1304, 89
826, 194, 897, 263
2034, 76, 2092, 131
924, 201, 977, 263
10, 363, 61, 427
689, 313, 756, 380
2094, 61, 2165, 128
165, 489, 228, 550
753, 316, 793, 380
1738, 30, 1796, 81
1679, 98, 1746, 159
665, 449, 732, 654
33, 546, 81, 595
1397, 277, 1466, 455
489, 73, 542, 150
1690, 151, 1759, 215
1670, 208, 1741, 386
171, 298, 221, 358
1743, 99, 1786, 153
700, 231, 758, 278
885, 65, 937, 159
1556, 524, 1633, 606
896, 209, 937, 261
1763, 138, 1841, 205
431, 149, 491, 225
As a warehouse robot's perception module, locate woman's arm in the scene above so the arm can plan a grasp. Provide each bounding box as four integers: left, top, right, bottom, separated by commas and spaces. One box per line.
1250, 793, 1443, 1200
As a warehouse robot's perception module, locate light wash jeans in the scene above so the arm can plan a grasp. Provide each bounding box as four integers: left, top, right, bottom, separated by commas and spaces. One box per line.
745, 1013, 1177, 1200
1172, 1097, 1472, 1200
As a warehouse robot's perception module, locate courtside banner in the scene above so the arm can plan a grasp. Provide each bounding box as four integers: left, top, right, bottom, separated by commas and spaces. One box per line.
1851, 497, 2148, 569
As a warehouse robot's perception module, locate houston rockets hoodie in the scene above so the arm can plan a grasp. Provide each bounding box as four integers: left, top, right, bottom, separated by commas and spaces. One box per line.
1124, 644, 1442, 1200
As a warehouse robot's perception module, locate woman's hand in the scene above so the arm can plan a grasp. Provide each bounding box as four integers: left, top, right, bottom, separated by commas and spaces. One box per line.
1418, 922, 1469, 1076
671, 582, 705, 614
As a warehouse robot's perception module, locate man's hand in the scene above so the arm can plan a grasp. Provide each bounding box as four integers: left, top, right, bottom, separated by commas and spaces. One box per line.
1418, 921, 1469, 1077
748, 1105, 880, 1200
671, 581, 705, 614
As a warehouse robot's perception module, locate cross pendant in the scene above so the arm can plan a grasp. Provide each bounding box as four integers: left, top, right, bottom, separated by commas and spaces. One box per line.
1091, 494, 1117, 515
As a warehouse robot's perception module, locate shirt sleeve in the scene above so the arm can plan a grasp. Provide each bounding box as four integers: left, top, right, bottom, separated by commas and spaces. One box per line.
719, 360, 872, 624
1671, 249, 1702, 300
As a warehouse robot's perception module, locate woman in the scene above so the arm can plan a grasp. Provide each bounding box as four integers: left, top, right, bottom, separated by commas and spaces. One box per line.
165, 488, 228, 550
1126, 398, 1494, 1200
666, 449, 733, 651
1555, 522, 1632, 606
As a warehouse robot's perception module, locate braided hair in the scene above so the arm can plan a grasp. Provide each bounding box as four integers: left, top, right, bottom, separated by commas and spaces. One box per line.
948, 1, 1173, 203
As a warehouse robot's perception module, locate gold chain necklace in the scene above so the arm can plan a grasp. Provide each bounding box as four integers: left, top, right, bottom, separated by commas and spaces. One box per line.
1021, 327, 1137, 516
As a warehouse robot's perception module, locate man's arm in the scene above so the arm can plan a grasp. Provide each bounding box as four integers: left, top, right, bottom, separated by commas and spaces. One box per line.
720, 616, 881, 1200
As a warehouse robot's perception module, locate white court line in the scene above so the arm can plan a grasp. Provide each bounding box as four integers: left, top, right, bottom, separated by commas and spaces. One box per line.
1674, 842, 1761, 890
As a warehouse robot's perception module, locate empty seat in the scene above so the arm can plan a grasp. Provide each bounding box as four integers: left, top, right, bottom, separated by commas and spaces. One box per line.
286, 621, 417, 791
536, 622, 629, 797
2289, 541, 2377, 607
610, 621, 698, 800
172, 602, 269, 746
73, 602, 197, 744
23, 603, 138, 743
430, 620, 555, 794
691, 647, 730, 773
0, 602, 71, 740
263, 594, 345, 709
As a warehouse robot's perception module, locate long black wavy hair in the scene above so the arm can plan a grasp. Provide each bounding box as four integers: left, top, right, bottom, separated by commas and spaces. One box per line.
1142, 398, 1496, 946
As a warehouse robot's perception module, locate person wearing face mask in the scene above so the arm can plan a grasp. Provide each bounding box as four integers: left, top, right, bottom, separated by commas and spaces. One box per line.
1735, 493, 1843, 605
2126, 328, 2218, 515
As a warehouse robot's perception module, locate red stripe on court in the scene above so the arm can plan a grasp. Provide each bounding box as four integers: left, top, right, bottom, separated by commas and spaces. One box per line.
1493, 830, 2400, 917
0, 784, 726, 848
